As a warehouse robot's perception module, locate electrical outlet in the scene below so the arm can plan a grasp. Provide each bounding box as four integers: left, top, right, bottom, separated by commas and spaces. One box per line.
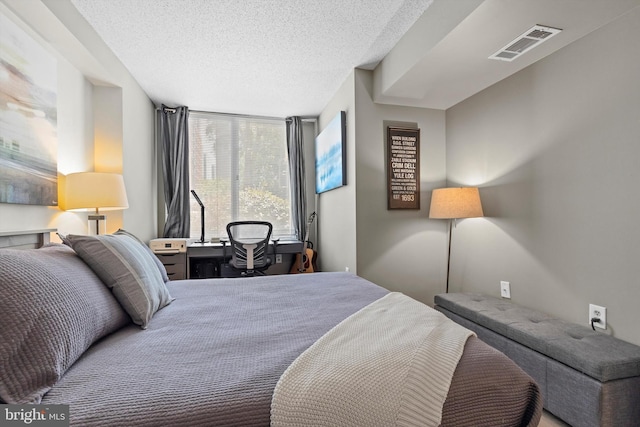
275, 254, 283, 264
589, 304, 607, 330
500, 281, 511, 299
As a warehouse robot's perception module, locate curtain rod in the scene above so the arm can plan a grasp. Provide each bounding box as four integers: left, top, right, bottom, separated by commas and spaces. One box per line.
155, 107, 316, 122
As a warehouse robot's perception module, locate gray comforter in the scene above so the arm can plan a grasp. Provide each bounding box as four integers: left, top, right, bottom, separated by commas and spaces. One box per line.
41, 273, 387, 425
41, 272, 541, 426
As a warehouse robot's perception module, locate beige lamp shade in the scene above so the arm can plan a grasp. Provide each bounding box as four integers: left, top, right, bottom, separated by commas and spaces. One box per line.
429, 187, 483, 219
65, 172, 129, 211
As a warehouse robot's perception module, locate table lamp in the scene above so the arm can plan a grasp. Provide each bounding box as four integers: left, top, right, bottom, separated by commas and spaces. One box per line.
65, 172, 129, 235
429, 187, 483, 293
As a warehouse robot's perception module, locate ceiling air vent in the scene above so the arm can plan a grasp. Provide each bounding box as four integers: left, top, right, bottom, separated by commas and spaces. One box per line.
489, 25, 562, 62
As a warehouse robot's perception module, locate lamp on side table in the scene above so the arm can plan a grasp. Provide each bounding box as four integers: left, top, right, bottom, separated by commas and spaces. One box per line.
65, 172, 129, 235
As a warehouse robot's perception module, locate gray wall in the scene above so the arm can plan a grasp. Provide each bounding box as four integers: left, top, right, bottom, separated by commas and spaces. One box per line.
317, 69, 448, 306
354, 69, 447, 305
446, 7, 640, 345
316, 71, 358, 273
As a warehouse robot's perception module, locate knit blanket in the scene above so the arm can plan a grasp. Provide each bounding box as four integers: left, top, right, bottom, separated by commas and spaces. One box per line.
271, 292, 475, 427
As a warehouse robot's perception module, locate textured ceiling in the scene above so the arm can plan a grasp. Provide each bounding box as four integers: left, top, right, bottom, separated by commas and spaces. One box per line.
70, 0, 434, 117
68, 0, 640, 117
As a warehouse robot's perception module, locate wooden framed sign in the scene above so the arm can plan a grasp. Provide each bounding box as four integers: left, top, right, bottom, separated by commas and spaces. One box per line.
387, 127, 420, 209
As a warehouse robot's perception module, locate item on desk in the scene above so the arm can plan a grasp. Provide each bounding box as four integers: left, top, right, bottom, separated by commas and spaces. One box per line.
150, 238, 188, 254
191, 190, 205, 243
290, 212, 318, 274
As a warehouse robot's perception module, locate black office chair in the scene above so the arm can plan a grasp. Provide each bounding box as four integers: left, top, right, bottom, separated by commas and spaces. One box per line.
225, 221, 273, 276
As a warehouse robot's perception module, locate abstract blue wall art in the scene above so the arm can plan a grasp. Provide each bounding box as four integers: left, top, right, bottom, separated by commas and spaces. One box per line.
315, 111, 346, 194
0, 11, 58, 206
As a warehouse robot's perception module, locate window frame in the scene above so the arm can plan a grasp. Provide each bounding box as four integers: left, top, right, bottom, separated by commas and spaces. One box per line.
187, 111, 294, 241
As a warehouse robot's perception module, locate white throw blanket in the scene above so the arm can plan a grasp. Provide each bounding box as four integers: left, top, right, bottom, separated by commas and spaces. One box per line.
271, 292, 475, 427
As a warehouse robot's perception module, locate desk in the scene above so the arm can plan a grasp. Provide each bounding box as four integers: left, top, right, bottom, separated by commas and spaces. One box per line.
187, 240, 302, 279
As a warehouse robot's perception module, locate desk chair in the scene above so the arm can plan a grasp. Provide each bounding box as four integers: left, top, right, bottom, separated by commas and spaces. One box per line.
225, 221, 273, 276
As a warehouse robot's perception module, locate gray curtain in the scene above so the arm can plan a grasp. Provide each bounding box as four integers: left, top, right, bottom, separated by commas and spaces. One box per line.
159, 105, 190, 238
286, 116, 307, 240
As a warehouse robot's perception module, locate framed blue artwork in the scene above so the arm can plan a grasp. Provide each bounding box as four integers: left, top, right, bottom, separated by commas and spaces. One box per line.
0, 11, 58, 206
315, 111, 346, 194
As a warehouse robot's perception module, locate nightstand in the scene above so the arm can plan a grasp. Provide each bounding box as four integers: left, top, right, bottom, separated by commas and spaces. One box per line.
155, 253, 187, 280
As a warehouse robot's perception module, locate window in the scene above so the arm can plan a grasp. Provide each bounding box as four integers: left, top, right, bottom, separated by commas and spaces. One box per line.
188, 112, 293, 240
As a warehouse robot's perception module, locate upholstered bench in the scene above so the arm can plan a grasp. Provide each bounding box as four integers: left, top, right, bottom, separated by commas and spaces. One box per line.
434, 293, 640, 427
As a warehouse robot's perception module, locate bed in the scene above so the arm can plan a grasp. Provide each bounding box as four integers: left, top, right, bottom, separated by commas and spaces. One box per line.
0, 230, 542, 426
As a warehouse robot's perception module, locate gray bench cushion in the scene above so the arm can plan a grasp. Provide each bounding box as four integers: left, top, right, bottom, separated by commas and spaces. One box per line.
435, 293, 640, 382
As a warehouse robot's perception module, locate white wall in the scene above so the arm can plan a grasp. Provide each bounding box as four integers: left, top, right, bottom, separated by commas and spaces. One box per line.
446, 7, 640, 345
0, 3, 93, 236
120, 83, 156, 239
0, 0, 156, 241
44, 0, 157, 241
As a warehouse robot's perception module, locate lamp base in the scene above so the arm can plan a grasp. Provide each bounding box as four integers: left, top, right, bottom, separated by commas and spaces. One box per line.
88, 214, 106, 235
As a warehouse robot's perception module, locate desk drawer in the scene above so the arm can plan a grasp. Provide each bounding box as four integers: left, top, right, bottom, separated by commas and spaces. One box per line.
164, 262, 186, 279
155, 253, 186, 280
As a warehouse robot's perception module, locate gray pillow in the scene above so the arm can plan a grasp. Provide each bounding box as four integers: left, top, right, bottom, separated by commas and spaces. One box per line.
114, 229, 169, 282
66, 233, 174, 329
0, 244, 130, 404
